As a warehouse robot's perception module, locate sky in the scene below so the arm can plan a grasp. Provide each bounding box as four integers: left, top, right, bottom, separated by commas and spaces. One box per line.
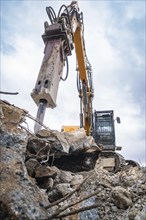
0, 0, 145, 165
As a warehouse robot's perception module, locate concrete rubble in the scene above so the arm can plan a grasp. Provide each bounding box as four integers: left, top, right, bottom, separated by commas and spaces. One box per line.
0, 100, 146, 220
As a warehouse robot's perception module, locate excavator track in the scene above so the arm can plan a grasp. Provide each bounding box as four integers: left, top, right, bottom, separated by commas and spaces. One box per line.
98, 151, 126, 172
98, 151, 140, 172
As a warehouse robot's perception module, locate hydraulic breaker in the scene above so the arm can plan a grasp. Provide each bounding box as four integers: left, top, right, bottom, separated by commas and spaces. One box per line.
31, 39, 64, 133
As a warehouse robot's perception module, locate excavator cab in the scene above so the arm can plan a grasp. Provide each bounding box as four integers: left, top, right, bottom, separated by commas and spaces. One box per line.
93, 110, 123, 171
93, 110, 121, 151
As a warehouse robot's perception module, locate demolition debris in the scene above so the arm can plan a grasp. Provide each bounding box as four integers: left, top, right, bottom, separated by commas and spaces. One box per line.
0, 101, 145, 220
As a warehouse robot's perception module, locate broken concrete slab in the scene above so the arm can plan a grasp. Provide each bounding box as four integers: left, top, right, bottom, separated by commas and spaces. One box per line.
26, 128, 101, 172
0, 100, 27, 132
35, 165, 58, 178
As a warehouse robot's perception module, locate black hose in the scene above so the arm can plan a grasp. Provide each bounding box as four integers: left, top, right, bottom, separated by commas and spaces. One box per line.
58, 5, 68, 17
61, 57, 69, 81
57, 5, 72, 32
46, 6, 56, 24
0, 91, 19, 95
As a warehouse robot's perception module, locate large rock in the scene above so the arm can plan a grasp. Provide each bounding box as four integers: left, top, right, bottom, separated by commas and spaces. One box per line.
47, 183, 73, 203
25, 158, 40, 177
35, 165, 58, 178
112, 186, 133, 209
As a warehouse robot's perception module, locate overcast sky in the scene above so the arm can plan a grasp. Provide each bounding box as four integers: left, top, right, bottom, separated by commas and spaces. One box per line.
1, 0, 145, 165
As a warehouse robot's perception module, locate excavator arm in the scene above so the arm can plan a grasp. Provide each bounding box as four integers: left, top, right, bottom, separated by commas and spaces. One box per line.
31, 1, 94, 135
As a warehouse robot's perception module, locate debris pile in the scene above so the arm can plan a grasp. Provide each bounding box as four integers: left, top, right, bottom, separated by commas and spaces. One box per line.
0, 101, 146, 220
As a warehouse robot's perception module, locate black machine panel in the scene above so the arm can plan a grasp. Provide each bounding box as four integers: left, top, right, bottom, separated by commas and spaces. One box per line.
93, 110, 116, 149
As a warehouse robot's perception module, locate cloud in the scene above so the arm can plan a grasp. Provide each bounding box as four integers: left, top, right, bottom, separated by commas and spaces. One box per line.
1, 0, 145, 165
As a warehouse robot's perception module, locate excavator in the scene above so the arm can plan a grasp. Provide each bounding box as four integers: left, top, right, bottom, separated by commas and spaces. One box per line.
31, 1, 125, 170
